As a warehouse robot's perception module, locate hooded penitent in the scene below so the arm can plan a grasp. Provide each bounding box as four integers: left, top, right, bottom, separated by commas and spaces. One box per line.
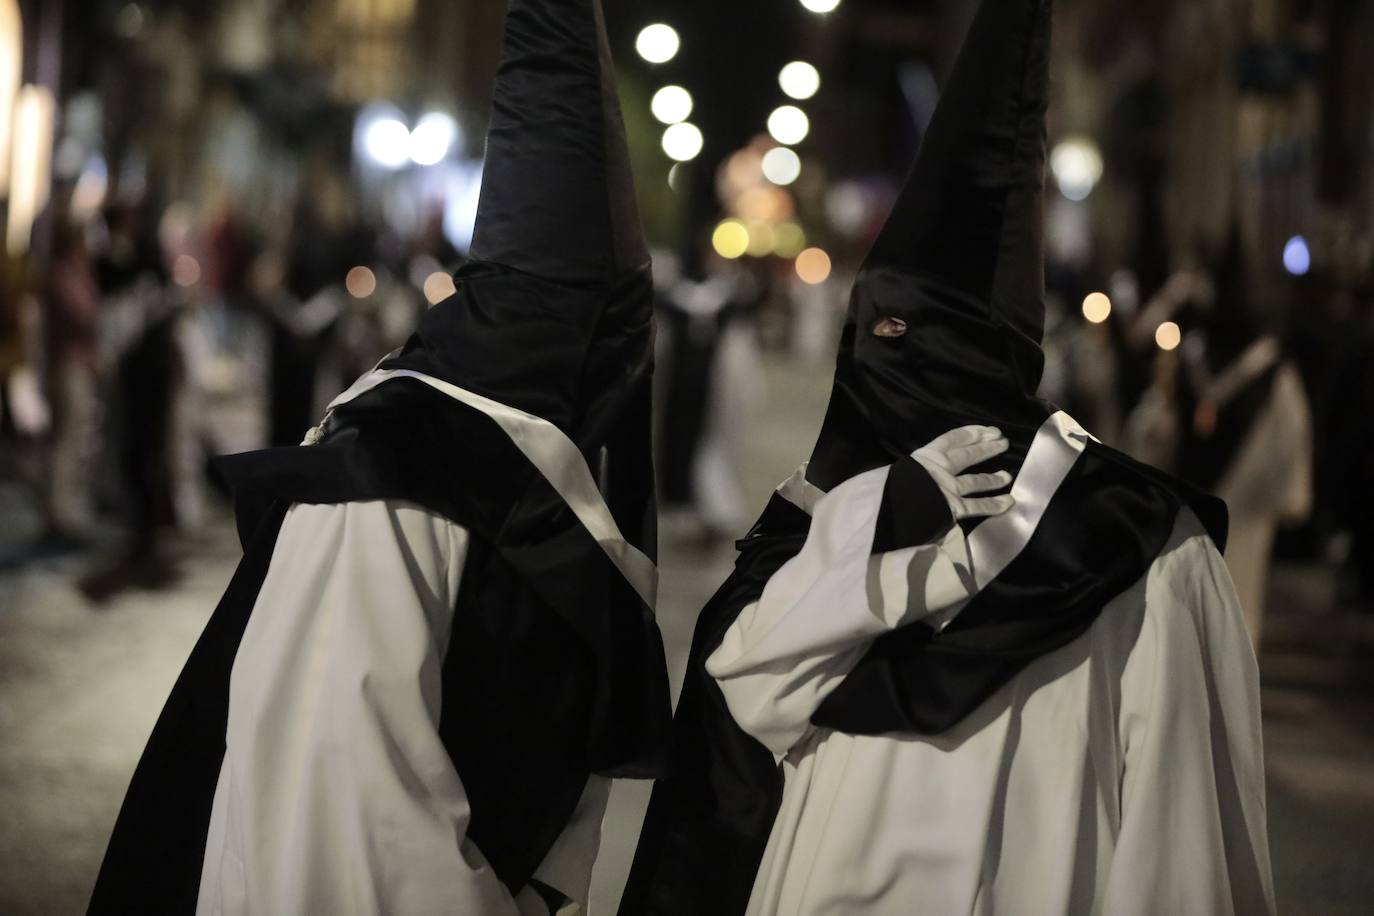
620, 1, 1229, 912
1175, 229, 1282, 492
89, 2, 670, 911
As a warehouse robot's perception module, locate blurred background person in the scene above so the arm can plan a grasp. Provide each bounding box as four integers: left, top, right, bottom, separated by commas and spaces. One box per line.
41, 215, 102, 544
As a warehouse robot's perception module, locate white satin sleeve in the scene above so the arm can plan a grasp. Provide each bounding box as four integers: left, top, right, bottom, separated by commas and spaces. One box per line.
1103, 512, 1276, 915
196, 500, 535, 916
705, 466, 975, 758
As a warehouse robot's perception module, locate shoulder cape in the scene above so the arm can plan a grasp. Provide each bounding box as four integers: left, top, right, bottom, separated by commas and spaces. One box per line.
620, 416, 1225, 915
89, 377, 670, 914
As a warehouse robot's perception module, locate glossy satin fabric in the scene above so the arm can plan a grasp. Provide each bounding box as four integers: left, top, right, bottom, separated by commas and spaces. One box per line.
816, 439, 1225, 735
865, 0, 1050, 346
622, 419, 1227, 915
719, 512, 1272, 916
89, 379, 671, 915
470, 0, 648, 284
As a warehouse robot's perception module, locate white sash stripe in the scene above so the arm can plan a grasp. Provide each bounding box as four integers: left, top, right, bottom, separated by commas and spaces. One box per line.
321, 369, 658, 608
773, 412, 1089, 628
964, 412, 1089, 591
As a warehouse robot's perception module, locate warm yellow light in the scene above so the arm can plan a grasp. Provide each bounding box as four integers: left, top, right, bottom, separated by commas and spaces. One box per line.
800, 0, 842, 12
173, 255, 201, 288
1082, 292, 1112, 324
6, 84, 54, 258
346, 265, 377, 299
796, 247, 832, 285
772, 222, 807, 258
424, 271, 456, 305
0, 0, 22, 195
712, 220, 750, 260
767, 106, 810, 146
636, 24, 680, 64
746, 222, 775, 258
651, 85, 693, 125
1155, 321, 1182, 351
662, 122, 704, 162
779, 61, 821, 101
761, 147, 802, 186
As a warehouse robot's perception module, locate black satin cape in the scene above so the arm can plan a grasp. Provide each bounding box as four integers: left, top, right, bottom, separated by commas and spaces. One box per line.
619, 434, 1226, 915
89, 379, 671, 914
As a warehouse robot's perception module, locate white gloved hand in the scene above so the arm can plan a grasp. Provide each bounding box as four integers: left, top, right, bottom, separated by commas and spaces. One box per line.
911, 425, 1015, 521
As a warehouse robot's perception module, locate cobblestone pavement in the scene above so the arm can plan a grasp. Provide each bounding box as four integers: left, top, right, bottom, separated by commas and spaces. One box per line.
2, 357, 1371, 914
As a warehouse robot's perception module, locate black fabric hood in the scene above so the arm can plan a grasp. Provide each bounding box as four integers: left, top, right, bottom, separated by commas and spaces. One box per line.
808, 0, 1054, 491
381, 0, 656, 553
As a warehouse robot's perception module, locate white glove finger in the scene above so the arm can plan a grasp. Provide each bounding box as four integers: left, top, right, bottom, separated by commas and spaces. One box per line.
954, 494, 1016, 520
920, 425, 1001, 458
945, 436, 1010, 473
955, 470, 1014, 496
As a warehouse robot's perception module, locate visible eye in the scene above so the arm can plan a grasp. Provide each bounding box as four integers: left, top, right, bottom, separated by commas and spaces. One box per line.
871, 317, 908, 338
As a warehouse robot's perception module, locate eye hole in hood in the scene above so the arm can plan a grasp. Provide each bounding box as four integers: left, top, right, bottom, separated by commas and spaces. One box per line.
871, 317, 909, 339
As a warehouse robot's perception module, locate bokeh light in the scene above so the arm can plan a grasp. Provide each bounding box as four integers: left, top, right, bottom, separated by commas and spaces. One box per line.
651, 86, 693, 125
1283, 235, 1311, 276
1155, 320, 1182, 351
173, 255, 201, 288
408, 112, 458, 166
636, 24, 680, 64
796, 247, 832, 285
363, 117, 411, 169
712, 219, 750, 260
768, 106, 810, 146
772, 222, 807, 258
746, 222, 775, 258
662, 122, 704, 162
1082, 292, 1112, 324
346, 265, 377, 299
1050, 137, 1104, 201
424, 271, 457, 305
779, 61, 821, 101
761, 147, 802, 186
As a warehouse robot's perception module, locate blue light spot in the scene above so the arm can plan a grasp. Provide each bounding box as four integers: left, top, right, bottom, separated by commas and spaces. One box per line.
1283, 236, 1311, 276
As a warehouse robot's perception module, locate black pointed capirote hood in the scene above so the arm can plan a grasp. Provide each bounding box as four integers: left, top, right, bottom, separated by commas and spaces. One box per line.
806, 0, 1055, 492
864, 0, 1052, 343
469, 0, 650, 285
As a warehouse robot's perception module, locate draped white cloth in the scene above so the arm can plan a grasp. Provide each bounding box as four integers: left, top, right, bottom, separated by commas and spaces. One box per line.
196, 500, 606, 916
708, 470, 1275, 916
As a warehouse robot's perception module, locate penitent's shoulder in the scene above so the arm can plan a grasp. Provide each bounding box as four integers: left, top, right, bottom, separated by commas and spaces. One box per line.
1138, 507, 1251, 665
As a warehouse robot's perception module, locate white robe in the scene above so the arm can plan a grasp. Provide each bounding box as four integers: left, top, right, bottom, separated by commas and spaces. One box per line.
707, 467, 1275, 916
1214, 362, 1313, 647
196, 499, 608, 916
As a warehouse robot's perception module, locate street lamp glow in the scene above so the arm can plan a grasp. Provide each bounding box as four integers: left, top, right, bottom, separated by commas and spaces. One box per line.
773, 222, 807, 258
636, 24, 680, 64
1051, 137, 1104, 201
662, 122, 704, 162
779, 61, 821, 100
409, 112, 458, 166
363, 117, 411, 169
1283, 235, 1311, 276
762, 146, 802, 186
346, 266, 377, 299
713, 220, 750, 260
1082, 292, 1112, 324
651, 85, 693, 125
800, 0, 842, 12
768, 105, 810, 146
1155, 321, 1182, 352
796, 247, 832, 284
